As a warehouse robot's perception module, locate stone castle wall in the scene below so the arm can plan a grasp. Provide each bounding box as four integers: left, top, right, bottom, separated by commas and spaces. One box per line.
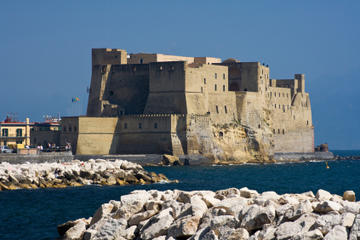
67, 48, 316, 162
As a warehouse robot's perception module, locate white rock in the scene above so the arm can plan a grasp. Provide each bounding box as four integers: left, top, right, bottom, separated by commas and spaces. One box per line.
314, 201, 343, 214
64, 220, 86, 240
240, 204, 275, 231
140, 208, 174, 240
275, 221, 303, 239
239, 187, 259, 198
292, 229, 323, 240
341, 212, 355, 227
128, 209, 158, 226
215, 188, 240, 199
167, 215, 201, 238
190, 195, 208, 217
342, 201, 360, 214
349, 214, 360, 240
324, 225, 348, 240
316, 189, 333, 201
284, 200, 313, 221
90, 203, 114, 226
213, 197, 247, 217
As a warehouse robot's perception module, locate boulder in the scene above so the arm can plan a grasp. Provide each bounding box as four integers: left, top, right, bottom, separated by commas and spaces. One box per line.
215, 188, 240, 199
316, 189, 332, 201
324, 225, 348, 240
349, 214, 360, 240
240, 204, 276, 231
275, 221, 303, 239
90, 203, 114, 226
239, 187, 259, 198
140, 208, 174, 240
162, 154, 181, 166
167, 215, 201, 238
128, 209, 158, 226
213, 197, 247, 217
64, 220, 86, 240
190, 195, 208, 217
343, 190, 356, 202
314, 201, 342, 214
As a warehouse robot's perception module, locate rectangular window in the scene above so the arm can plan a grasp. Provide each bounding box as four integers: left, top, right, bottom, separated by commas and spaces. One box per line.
215, 84, 217, 91
138, 123, 142, 129
204, 78, 206, 84
216, 105, 219, 114
223, 85, 225, 92
154, 123, 158, 129
223, 73, 225, 79
224, 106, 228, 114
16, 129, 22, 137
215, 73, 217, 79
2, 129, 8, 136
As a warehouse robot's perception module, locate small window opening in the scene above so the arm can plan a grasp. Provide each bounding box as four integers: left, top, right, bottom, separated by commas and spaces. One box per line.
138, 123, 142, 129
307, 120, 309, 125
223, 73, 225, 79
215, 73, 217, 79
258, 124, 261, 129
124, 123, 128, 129
154, 123, 158, 129
74, 126, 77, 132
224, 106, 228, 114
273, 129, 275, 134
215, 84, 217, 91
140, 58, 143, 64
282, 129, 285, 134
278, 129, 280, 134
219, 132, 224, 138
216, 105, 219, 114
204, 78, 206, 84
69, 126, 72, 132
223, 85, 225, 92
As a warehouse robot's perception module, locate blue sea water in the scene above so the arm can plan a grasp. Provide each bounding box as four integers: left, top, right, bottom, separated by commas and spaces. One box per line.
0, 150, 359, 239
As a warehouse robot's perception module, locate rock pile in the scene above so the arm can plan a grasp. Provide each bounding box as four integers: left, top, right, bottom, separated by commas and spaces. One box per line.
0, 159, 170, 191
58, 188, 360, 240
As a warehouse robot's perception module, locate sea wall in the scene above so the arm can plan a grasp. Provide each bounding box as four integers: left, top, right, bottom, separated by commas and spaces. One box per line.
273, 152, 335, 162
57, 187, 360, 240
0, 152, 73, 164
0, 159, 171, 191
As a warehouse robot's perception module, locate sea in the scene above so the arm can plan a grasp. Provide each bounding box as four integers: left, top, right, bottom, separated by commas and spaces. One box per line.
0, 150, 359, 239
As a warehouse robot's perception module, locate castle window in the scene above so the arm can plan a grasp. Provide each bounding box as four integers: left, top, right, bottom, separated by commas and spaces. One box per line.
124, 123, 127, 129
258, 124, 261, 129
275, 104, 277, 108
273, 129, 275, 134
154, 123, 158, 129
278, 129, 280, 134
223, 73, 225, 79
140, 58, 143, 64
204, 78, 206, 84
215, 73, 217, 79
224, 106, 228, 114
215, 84, 217, 91
282, 129, 285, 134
138, 123, 142, 129
223, 85, 225, 92
216, 105, 219, 114
307, 120, 309, 125
219, 132, 224, 138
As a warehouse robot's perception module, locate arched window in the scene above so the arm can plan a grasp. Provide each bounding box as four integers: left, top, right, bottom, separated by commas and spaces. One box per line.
223, 85, 226, 92
224, 106, 228, 114
215, 84, 217, 91
216, 105, 219, 113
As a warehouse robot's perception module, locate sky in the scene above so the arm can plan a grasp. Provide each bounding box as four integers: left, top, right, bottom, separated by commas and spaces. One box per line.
0, 1, 359, 149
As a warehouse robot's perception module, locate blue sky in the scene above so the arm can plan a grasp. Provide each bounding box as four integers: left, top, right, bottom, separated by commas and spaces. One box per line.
0, 1, 359, 149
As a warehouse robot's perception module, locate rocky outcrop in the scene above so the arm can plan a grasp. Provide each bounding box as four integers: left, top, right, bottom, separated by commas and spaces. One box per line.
0, 159, 172, 191
58, 188, 360, 239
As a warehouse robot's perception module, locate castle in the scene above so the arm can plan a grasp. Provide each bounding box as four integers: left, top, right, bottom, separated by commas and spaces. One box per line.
60, 48, 314, 163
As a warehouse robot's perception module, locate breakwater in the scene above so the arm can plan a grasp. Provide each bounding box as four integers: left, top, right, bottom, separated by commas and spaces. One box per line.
0, 159, 171, 191
58, 187, 360, 239
0, 151, 74, 164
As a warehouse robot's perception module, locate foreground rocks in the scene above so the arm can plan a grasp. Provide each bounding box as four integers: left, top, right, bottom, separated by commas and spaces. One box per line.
0, 159, 172, 191
58, 188, 360, 239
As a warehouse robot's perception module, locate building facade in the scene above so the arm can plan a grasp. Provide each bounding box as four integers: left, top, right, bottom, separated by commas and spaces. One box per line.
61, 48, 314, 163
0, 117, 32, 147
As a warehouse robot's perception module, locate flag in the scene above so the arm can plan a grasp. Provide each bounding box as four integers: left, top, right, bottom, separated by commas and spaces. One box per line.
72, 97, 80, 103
